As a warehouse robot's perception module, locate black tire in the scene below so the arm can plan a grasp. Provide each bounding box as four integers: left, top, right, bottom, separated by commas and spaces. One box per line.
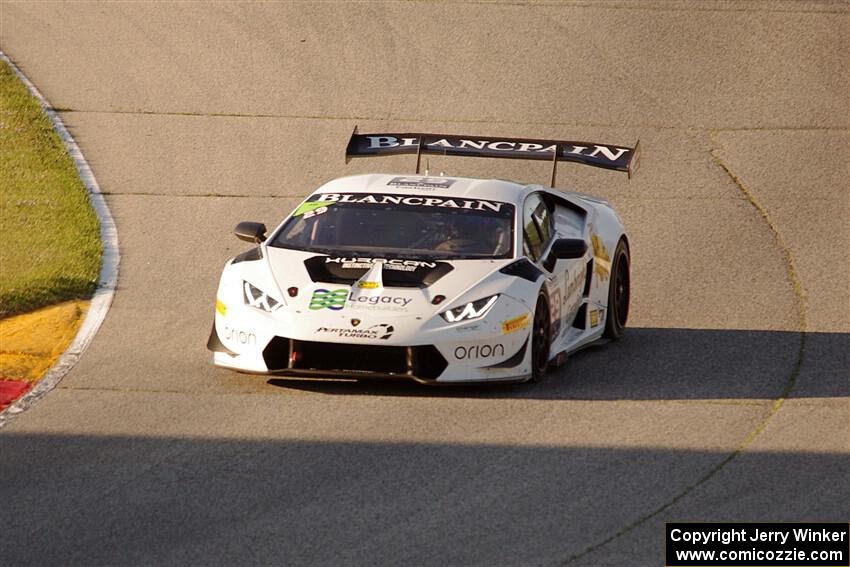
603, 239, 630, 340
529, 294, 551, 382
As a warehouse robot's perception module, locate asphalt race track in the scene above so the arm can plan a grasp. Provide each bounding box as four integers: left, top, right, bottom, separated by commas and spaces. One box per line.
1, 2, 847, 565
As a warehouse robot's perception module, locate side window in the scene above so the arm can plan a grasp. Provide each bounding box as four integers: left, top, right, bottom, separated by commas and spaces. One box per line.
522, 193, 554, 262
523, 194, 544, 261
533, 199, 553, 244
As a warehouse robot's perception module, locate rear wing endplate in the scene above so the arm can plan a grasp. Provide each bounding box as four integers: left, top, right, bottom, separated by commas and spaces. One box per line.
345, 128, 641, 185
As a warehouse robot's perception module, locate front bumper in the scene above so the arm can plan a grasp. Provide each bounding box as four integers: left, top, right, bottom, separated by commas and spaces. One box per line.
208, 306, 532, 383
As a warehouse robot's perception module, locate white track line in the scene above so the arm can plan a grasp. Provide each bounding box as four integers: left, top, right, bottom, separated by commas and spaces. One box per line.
0, 52, 120, 428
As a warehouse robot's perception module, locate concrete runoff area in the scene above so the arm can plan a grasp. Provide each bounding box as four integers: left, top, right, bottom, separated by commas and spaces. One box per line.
0, 2, 847, 565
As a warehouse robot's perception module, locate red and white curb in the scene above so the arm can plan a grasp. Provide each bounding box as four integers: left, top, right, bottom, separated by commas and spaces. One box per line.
0, 51, 120, 428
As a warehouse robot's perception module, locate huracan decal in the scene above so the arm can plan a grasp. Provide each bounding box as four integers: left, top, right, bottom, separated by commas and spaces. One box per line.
325, 257, 438, 272
315, 193, 504, 213
309, 289, 348, 310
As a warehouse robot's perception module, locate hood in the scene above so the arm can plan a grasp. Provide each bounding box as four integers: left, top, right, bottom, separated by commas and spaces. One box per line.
263, 247, 516, 321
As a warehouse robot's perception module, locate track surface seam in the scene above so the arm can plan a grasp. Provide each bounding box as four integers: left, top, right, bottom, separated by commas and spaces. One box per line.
49, 384, 773, 406
53, 108, 849, 132
449, 1, 848, 15
558, 131, 810, 566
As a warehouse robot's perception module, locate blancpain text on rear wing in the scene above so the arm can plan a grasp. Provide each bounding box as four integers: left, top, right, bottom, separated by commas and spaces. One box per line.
345, 129, 641, 184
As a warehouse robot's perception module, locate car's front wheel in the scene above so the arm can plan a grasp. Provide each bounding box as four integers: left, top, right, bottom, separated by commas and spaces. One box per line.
603, 238, 630, 340
529, 294, 550, 382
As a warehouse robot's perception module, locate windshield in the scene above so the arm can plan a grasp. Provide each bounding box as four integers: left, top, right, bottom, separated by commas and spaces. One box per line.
269, 193, 515, 260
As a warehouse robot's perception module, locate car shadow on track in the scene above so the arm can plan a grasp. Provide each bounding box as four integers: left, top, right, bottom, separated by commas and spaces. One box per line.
266, 328, 849, 401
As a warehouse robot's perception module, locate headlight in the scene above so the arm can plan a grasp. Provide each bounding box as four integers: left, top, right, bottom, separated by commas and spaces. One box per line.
243, 281, 282, 312
440, 294, 499, 323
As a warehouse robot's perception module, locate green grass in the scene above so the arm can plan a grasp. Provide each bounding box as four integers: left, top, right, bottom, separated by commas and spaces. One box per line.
0, 60, 101, 318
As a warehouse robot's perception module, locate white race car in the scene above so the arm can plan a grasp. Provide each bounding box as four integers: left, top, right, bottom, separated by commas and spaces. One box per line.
207, 131, 639, 383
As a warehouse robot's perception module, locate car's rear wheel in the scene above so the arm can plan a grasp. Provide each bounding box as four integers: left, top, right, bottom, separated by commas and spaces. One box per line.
603, 238, 630, 340
529, 294, 550, 382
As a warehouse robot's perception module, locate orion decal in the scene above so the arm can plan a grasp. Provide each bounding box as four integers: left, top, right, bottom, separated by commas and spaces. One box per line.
454, 343, 505, 360
224, 326, 256, 345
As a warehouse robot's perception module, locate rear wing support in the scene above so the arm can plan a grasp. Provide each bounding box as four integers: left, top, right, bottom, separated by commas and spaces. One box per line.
345, 127, 641, 185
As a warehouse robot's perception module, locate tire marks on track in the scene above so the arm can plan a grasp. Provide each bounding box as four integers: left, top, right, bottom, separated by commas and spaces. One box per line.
560, 133, 810, 565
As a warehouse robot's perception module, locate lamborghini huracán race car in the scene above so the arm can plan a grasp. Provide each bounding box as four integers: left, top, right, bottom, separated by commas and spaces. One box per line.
208, 131, 638, 383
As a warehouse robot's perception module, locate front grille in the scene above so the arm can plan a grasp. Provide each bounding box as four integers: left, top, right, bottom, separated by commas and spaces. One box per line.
262, 338, 447, 381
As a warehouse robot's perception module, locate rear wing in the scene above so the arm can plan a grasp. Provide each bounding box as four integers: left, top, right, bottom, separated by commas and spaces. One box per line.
345, 129, 641, 185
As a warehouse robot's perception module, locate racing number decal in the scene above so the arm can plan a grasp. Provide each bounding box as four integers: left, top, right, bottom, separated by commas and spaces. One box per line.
302, 206, 328, 219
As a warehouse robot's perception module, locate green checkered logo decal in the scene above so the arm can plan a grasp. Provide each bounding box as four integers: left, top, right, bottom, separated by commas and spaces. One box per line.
309, 288, 348, 311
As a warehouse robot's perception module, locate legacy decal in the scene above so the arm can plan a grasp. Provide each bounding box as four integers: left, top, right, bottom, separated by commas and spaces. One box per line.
310, 288, 413, 311
349, 294, 412, 308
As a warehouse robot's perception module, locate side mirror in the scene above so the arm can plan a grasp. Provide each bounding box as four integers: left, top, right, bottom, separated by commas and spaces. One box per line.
551, 238, 587, 259
234, 221, 267, 243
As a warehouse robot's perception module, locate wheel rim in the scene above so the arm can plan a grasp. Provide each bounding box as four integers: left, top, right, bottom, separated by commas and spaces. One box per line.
613, 252, 630, 326
533, 302, 550, 374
